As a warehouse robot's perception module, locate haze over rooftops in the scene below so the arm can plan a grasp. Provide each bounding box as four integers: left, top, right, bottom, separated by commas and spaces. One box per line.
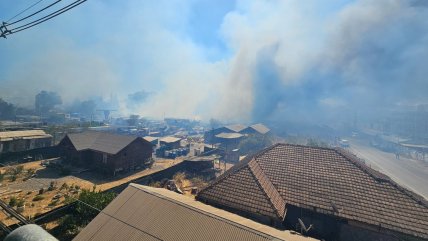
74, 184, 317, 241
197, 144, 428, 239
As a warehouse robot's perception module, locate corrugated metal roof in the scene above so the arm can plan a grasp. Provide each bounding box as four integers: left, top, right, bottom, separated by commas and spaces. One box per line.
225, 124, 247, 133
159, 136, 181, 143
74, 184, 317, 241
248, 124, 270, 134
65, 131, 142, 155
143, 136, 158, 142
215, 132, 244, 139
0, 130, 51, 141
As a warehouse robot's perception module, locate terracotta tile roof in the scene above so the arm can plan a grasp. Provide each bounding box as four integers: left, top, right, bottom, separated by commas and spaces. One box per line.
197, 144, 428, 239
74, 184, 317, 241
65, 131, 143, 155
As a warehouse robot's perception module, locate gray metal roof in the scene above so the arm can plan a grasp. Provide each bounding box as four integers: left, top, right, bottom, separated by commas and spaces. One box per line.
65, 131, 143, 155
247, 123, 270, 134
74, 184, 316, 241
225, 124, 247, 133
215, 132, 244, 139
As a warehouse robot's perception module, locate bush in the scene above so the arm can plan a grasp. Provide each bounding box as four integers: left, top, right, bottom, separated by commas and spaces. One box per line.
16, 199, 25, 207
60, 182, 69, 191
9, 197, 18, 207
9, 175, 17, 182
48, 181, 57, 191
26, 168, 36, 176
33, 195, 44, 201
39, 188, 45, 195
49, 199, 59, 207
15, 165, 24, 174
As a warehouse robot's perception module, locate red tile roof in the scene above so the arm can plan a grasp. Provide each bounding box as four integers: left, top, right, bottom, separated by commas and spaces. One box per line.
197, 144, 428, 239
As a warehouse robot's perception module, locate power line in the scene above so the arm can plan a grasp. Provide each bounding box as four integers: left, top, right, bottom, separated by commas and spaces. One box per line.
3, 0, 88, 37
5, 0, 63, 27
6, 0, 45, 23
9, 0, 87, 33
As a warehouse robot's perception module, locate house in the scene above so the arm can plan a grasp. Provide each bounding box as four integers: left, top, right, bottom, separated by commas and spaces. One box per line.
0, 130, 52, 154
74, 183, 318, 241
204, 123, 270, 144
159, 136, 182, 150
58, 131, 153, 176
197, 144, 428, 241
204, 124, 246, 144
215, 132, 244, 151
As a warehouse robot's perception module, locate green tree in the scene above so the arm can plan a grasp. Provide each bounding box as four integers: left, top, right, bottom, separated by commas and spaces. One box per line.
57, 190, 116, 239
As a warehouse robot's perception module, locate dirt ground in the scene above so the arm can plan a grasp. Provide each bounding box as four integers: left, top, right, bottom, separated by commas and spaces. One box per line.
0, 157, 185, 226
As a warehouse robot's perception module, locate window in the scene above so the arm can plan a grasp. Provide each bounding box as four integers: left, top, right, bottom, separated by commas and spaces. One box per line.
102, 154, 108, 164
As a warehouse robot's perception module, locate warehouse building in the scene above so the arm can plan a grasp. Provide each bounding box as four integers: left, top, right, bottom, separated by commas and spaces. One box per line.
0, 130, 52, 154
58, 131, 153, 176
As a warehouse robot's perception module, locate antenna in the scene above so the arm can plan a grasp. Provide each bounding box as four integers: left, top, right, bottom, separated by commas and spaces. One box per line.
298, 218, 313, 234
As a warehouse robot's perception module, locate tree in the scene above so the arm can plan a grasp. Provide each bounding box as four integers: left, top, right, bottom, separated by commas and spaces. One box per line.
57, 189, 116, 239
0, 98, 15, 120
35, 91, 62, 114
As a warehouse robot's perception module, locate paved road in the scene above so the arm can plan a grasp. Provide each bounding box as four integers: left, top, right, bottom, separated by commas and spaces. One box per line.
348, 139, 428, 200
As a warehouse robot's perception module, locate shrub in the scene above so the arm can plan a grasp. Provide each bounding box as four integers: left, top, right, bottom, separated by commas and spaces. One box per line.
9, 197, 17, 207
33, 195, 44, 201
49, 199, 59, 207
16, 199, 25, 207
9, 175, 16, 182
48, 181, 57, 191
60, 182, 69, 191
16, 165, 24, 174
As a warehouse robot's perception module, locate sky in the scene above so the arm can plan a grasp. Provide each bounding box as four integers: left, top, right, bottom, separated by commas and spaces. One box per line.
0, 0, 427, 123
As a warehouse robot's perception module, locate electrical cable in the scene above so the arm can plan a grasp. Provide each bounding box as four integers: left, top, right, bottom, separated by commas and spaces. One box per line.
8, 0, 87, 34
5, 0, 45, 23
5, 0, 63, 27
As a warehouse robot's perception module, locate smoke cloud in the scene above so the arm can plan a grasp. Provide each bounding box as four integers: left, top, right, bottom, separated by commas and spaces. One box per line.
0, 0, 427, 123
